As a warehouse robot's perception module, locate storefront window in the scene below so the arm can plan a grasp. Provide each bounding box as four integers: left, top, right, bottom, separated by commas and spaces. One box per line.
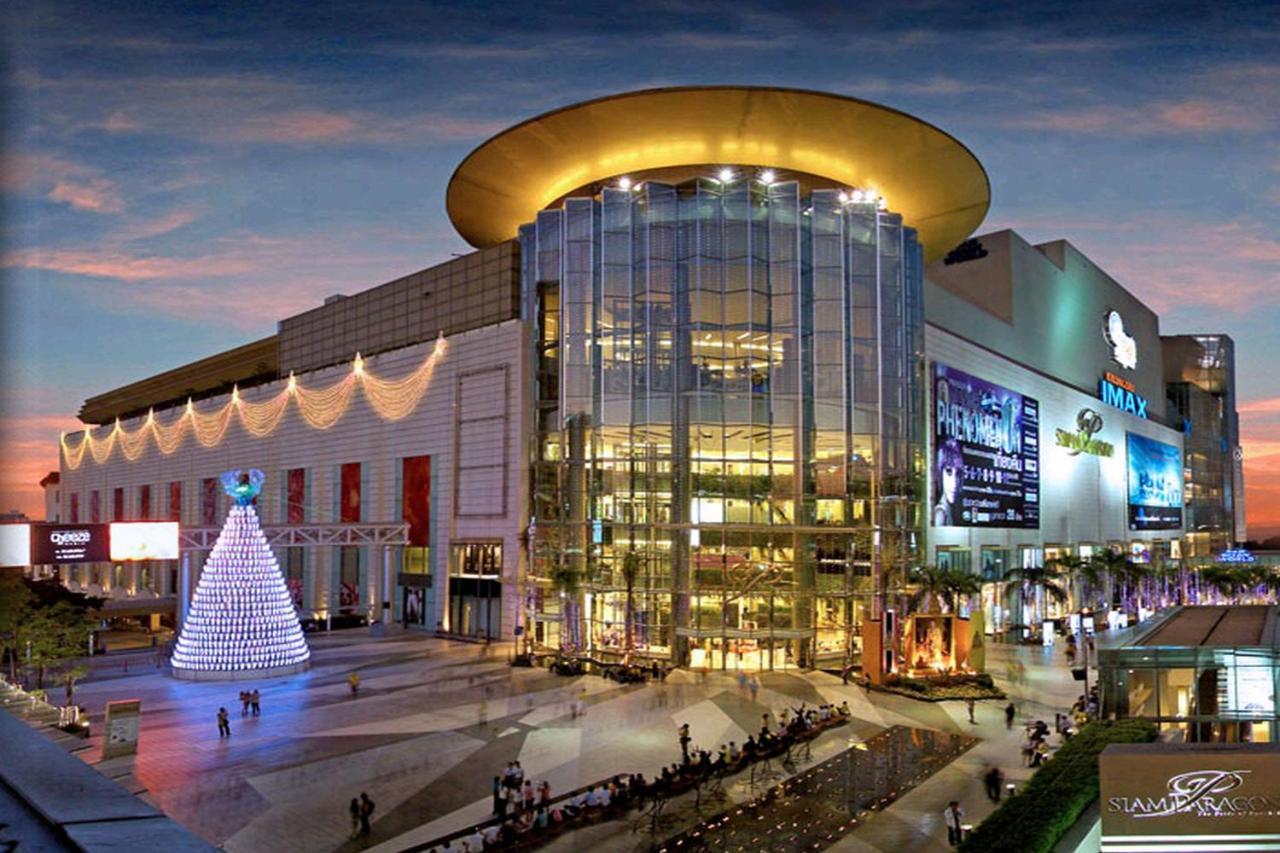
1128, 669, 1157, 717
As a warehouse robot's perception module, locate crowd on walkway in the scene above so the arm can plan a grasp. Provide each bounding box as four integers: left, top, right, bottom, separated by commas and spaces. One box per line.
423, 702, 851, 852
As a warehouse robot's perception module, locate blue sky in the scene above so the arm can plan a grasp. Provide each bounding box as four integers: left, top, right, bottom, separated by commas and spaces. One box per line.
2, 0, 1278, 528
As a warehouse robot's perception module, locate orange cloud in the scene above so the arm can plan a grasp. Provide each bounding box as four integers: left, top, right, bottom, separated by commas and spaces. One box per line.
0, 414, 83, 520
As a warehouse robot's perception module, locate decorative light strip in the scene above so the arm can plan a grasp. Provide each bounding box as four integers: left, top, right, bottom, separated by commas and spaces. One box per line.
62, 335, 447, 469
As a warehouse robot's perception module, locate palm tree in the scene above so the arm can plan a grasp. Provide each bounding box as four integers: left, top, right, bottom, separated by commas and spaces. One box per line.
1048, 554, 1090, 614
1002, 564, 1068, 638
908, 566, 983, 615
549, 565, 583, 653
1087, 549, 1123, 609
621, 550, 641, 663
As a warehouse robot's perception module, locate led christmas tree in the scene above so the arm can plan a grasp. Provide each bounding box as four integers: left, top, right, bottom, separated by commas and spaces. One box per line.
171, 469, 310, 681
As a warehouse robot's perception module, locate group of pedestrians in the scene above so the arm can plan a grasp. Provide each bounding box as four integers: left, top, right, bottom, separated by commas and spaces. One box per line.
214, 688, 265, 737
492, 762, 547, 818
347, 792, 376, 839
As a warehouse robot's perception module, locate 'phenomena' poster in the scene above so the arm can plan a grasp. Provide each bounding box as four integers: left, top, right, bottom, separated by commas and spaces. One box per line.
932, 362, 1040, 528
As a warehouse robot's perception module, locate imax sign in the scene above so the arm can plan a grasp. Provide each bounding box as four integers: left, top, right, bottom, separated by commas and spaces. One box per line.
1099, 372, 1147, 419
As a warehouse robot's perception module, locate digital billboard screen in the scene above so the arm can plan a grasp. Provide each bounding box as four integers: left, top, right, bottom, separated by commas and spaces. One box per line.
109, 522, 180, 561
30, 523, 111, 565
1126, 432, 1183, 530
932, 362, 1040, 528
0, 524, 31, 568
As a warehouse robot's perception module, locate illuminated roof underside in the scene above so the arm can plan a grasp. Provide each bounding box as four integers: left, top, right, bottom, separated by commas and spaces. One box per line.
447, 86, 990, 263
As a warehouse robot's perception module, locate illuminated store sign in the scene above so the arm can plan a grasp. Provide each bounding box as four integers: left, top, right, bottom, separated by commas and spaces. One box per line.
1099, 371, 1148, 418
1127, 432, 1183, 531
1107, 769, 1278, 819
1100, 744, 1280, 852
31, 523, 111, 564
931, 362, 1039, 529
1055, 408, 1114, 457
1104, 309, 1137, 370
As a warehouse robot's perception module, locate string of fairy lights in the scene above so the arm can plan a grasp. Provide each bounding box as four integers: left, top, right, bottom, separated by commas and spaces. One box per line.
61, 335, 447, 470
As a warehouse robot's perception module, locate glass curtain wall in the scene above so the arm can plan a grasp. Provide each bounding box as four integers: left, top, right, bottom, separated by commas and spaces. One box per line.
522, 174, 925, 670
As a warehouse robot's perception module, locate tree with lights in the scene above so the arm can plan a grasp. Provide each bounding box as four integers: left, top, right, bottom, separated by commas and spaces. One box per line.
171, 469, 310, 681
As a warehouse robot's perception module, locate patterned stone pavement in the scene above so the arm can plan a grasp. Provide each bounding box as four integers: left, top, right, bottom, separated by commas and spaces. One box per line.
62, 630, 1084, 853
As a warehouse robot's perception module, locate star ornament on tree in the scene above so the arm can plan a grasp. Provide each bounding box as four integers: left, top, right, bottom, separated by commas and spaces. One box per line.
220, 468, 266, 505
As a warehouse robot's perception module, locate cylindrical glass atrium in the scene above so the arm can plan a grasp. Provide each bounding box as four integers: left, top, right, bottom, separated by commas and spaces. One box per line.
521, 174, 926, 670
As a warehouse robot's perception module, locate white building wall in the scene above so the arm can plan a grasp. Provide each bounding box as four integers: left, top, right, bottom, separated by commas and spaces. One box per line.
57, 320, 528, 636
926, 325, 1186, 560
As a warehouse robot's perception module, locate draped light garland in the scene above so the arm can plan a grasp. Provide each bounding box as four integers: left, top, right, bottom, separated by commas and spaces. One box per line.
62, 334, 447, 470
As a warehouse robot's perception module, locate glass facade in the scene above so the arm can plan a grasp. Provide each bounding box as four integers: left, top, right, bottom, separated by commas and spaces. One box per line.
521, 174, 926, 669
1100, 644, 1280, 743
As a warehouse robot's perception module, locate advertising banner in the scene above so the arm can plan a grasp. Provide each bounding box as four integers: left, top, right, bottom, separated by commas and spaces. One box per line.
0, 524, 31, 568
102, 699, 142, 759
30, 523, 110, 565
1126, 432, 1183, 530
932, 362, 1040, 528
109, 522, 180, 561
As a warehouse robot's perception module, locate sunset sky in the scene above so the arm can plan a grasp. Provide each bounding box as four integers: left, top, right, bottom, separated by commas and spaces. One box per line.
2, 2, 1277, 533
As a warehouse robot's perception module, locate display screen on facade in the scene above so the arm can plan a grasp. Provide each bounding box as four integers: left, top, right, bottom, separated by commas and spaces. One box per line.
1126, 432, 1183, 530
109, 522, 180, 561
0, 524, 31, 568
30, 523, 111, 565
932, 362, 1040, 528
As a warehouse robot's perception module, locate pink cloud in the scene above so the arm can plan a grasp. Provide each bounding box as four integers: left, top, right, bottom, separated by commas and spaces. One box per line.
231, 110, 359, 142
3, 152, 125, 213
47, 176, 125, 213
1157, 100, 1266, 132
1239, 398, 1280, 415
3, 247, 254, 281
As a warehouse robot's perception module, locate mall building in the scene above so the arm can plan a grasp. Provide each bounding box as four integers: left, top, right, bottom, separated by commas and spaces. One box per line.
42, 87, 1243, 670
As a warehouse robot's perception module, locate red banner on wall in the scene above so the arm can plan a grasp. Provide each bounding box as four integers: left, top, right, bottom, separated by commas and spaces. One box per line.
340, 462, 361, 523
287, 468, 306, 524
169, 481, 181, 521
201, 478, 218, 526
91, 490, 101, 523
139, 484, 151, 520
113, 487, 124, 522
402, 456, 430, 547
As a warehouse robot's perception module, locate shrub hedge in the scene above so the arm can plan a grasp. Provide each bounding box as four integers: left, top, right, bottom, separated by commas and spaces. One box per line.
957, 719, 1158, 853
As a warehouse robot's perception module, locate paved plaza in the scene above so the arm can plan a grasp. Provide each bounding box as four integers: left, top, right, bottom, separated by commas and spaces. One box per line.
58, 631, 1086, 852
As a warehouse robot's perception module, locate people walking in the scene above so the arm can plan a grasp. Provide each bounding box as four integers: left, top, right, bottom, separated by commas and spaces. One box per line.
749, 676, 759, 703
943, 800, 966, 847
984, 766, 1004, 802
217, 707, 231, 737
349, 671, 360, 697
251, 689, 261, 716
1004, 702, 1016, 730
678, 722, 691, 763
240, 690, 250, 716
348, 797, 361, 839
966, 697, 976, 724
359, 791, 375, 835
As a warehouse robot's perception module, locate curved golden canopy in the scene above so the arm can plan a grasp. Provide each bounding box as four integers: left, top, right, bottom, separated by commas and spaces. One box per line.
447, 86, 989, 263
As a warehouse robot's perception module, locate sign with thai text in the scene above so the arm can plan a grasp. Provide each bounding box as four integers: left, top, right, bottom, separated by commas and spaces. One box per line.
931, 362, 1039, 528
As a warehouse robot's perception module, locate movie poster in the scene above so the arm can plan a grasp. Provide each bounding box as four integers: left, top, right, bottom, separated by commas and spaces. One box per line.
1126, 432, 1183, 530
932, 362, 1040, 528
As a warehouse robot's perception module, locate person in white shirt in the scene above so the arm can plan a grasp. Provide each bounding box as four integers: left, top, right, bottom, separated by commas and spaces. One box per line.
585, 787, 600, 807
598, 785, 611, 807
943, 801, 966, 847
